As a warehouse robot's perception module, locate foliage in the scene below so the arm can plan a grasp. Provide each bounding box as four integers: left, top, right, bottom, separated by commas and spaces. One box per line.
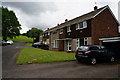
7, 36, 33, 42
26, 27, 43, 42
16, 48, 75, 64
2, 7, 21, 41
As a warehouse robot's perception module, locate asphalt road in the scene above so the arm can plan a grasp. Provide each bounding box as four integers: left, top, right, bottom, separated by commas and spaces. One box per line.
2, 42, 119, 78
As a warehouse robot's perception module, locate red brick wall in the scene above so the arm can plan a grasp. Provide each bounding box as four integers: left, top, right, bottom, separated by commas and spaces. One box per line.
91, 8, 119, 45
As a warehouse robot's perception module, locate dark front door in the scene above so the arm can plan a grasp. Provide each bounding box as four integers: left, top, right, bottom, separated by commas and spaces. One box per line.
59, 40, 64, 51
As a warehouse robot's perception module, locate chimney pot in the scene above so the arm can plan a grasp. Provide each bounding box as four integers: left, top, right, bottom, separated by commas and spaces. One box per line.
65, 19, 68, 22
94, 6, 98, 10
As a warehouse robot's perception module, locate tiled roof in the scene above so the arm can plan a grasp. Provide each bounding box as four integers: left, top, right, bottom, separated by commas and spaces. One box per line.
44, 5, 108, 33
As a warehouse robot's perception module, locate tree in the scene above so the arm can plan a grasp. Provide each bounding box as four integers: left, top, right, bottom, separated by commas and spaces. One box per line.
2, 7, 21, 41
26, 27, 43, 42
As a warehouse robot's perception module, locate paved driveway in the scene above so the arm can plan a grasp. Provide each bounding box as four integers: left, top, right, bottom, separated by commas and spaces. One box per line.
2, 42, 119, 78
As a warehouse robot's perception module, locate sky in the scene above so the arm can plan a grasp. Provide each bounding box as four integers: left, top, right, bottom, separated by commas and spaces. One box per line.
1, 0, 120, 33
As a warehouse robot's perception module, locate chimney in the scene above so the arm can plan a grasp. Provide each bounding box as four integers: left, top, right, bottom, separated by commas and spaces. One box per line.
65, 19, 68, 22
57, 24, 59, 26
94, 6, 98, 10
47, 28, 49, 30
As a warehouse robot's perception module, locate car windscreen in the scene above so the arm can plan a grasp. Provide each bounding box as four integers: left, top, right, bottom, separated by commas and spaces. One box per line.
79, 46, 89, 51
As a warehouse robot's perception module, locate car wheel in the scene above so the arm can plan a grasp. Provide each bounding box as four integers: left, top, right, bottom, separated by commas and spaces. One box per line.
90, 57, 96, 65
76, 58, 81, 62
110, 56, 115, 62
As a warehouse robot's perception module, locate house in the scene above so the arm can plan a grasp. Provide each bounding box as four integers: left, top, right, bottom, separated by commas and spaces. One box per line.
40, 5, 119, 52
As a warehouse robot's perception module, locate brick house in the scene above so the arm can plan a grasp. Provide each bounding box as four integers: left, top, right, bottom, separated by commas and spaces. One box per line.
40, 5, 119, 52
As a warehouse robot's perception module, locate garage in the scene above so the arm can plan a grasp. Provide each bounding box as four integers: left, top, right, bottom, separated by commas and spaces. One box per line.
99, 37, 120, 58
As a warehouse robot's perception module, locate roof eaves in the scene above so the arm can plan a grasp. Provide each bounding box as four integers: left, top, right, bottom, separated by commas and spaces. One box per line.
92, 5, 108, 18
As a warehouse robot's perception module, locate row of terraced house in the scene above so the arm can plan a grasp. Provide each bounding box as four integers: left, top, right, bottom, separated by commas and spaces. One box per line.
39, 5, 119, 52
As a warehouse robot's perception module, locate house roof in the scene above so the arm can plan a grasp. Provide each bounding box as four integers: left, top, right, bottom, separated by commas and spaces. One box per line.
43, 5, 119, 33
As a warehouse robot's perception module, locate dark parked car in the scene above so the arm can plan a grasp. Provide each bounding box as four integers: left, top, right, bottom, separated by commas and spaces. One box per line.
32, 42, 49, 50
75, 45, 115, 65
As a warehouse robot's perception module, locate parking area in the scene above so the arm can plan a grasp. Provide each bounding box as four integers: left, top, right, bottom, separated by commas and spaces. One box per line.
2, 42, 119, 78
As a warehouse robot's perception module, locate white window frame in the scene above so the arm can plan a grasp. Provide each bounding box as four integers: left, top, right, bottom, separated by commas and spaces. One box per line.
67, 40, 72, 51
76, 24, 80, 30
76, 21, 87, 30
76, 38, 80, 49
60, 28, 63, 34
46, 39, 49, 45
48, 32, 50, 35
83, 21, 87, 28
52, 40, 58, 48
67, 26, 71, 32
84, 38, 88, 45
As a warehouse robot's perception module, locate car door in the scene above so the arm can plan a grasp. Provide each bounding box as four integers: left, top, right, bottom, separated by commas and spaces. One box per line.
89, 46, 100, 58
98, 46, 108, 59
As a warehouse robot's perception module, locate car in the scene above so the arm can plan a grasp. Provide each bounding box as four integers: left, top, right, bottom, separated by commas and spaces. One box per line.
32, 42, 41, 48
0, 40, 7, 46
32, 42, 49, 50
75, 45, 115, 65
6, 40, 13, 45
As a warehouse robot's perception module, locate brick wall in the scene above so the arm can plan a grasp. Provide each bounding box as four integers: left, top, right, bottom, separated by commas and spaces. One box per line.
91, 8, 118, 45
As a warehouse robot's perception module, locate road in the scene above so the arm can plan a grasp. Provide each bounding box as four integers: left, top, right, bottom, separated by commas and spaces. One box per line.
2, 42, 119, 78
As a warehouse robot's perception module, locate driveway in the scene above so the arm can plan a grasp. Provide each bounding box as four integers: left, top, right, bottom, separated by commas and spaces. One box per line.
2, 42, 119, 78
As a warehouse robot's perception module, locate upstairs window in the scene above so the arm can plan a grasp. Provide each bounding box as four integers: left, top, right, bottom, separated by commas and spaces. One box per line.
52, 31, 57, 35
67, 26, 71, 32
48, 32, 50, 35
60, 28, 63, 34
76, 21, 87, 30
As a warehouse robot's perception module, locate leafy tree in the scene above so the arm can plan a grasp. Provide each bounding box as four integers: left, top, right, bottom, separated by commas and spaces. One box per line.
26, 27, 43, 42
2, 7, 21, 41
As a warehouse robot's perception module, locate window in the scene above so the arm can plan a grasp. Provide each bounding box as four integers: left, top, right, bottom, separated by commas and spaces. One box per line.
89, 47, 99, 50
67, 26, 71, 32
45, 33, 47, 36
76, 24, 79, 30
76, 38, 80, 49
60, 28, 63, 34
83, 21, 87, 28
48, 32, 50, 35
76, 21, 87, 30
67, 40, 72, 51
52, 31, 57, 35
76, 38, 88, 49
84, 38, 88, 45
52, 40, 58, 48
46, 39, 49, 44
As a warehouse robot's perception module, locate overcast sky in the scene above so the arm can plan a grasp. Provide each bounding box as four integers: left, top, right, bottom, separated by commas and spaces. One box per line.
2, 0, 120, 33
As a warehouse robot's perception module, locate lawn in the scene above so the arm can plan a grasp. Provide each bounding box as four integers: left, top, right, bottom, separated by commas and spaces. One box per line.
16, 48, 76, 64
25, 43, 33, 46
7, 36, 33, 42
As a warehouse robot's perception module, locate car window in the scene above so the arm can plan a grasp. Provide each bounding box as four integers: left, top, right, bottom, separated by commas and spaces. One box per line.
100, 46, 107, 50
79, 46, 89, 51
89, 47, 99, 50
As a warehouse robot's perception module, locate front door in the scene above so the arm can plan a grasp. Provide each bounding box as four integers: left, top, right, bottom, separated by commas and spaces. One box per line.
66, 40, 72, 51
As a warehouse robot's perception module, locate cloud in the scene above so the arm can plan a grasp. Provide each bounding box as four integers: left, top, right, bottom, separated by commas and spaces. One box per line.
2, 0, 120, 33
2, 2, 58, 33
3, 2, 57, 15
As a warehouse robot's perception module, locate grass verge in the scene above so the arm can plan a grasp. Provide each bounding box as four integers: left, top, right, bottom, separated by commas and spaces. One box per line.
25, 43, 33, 46
16, 48, 76, 64
7, 36, 33, 42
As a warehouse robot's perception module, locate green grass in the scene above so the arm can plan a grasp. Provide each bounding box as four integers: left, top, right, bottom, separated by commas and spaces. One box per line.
7, 36, 33, 42
25, 43, 33, 46
0, 36, 2, 40
16, 48, 76, 64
